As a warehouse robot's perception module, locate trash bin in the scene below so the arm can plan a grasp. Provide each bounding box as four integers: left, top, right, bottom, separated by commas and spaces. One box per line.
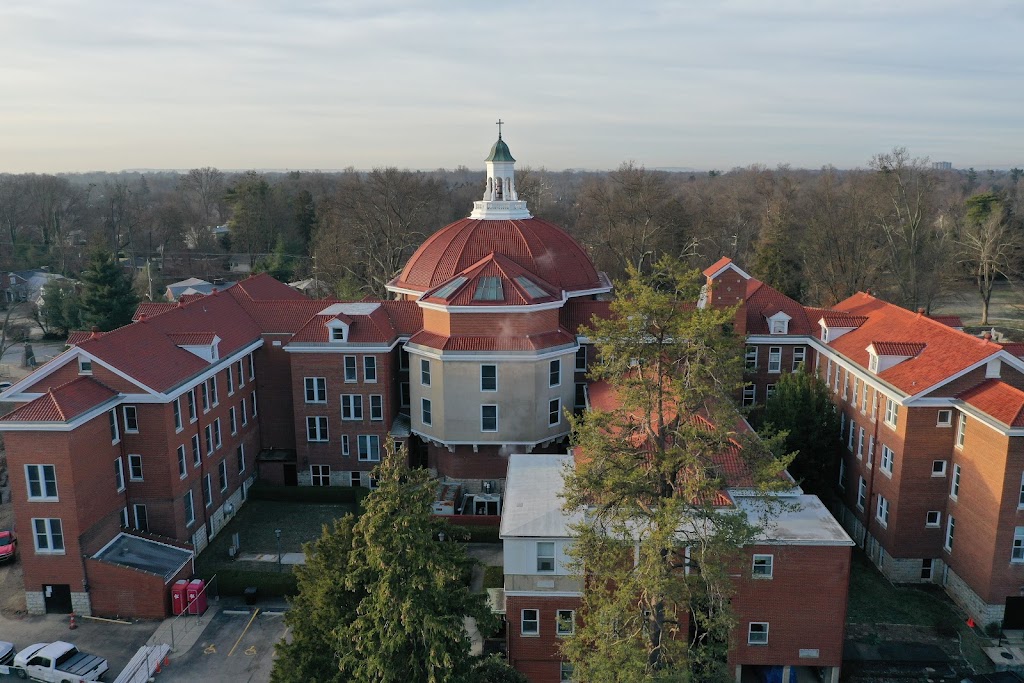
244, 587, 258, 605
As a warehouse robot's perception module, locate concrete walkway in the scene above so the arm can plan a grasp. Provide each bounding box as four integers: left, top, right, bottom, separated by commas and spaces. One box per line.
236, 551, 306, 565
148, 599, 222, 658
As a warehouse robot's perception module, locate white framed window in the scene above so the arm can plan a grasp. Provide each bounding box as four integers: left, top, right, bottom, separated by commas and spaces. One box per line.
765, 383, 777, 399
847, 421, 855, 451
400, 382, 410, 407
556, 609, 575, 637
120, 506, 129, 528
869, 353, 879, 373
956, 412, 967, 448
420, 359, 431, 386
113, 457, 125, 491
311, 464, 330, 486
521, 609, 539, 636
201, 382, 210, 412
78, 357, 92, 374
747, 622, 769, 645
341, 434, 350, 456
944, 515, 955, 552
481, 405, 498, 432
549, 398, 561, 426
306, 416, 329, 442
841, 369, 848, 399
229, 407, 237, 435
768, 346, 782, 373
549, 359, 561, 387
421, 398, 432, 426
370, 395, 383, 421
237, 445, 245, 474
867, 435, 875, 467
838, 458, 846, 490
241, 398, 248, 426
341, 394, 363, 420
331, 327, 345, 342
921, 558, 933, 580
857, 427, 865, 458
343, 356, 357, 382
937, 409, 952, 427
857, 476, 867, 510
575, 346, 587, 371
560, 663, 574, 682
537, 541, 555, 572
191, 434, 201, 466
880, 445, 894, 475
770, 317, 788, 334
358, 435, 381, 462
227, 366, 235, 395
251, 390, 258, 417
575, 382, 587, 409
852, 378, 860, 408
950, 464, 961, 500
884, 398, 898, 428
188, 389, 197, 422
364, 356, 377, 383
122, 406, 139, 433
932, 460, 947, 477
1013, 528, 1024, 563
926, 511, 941, 528
26, 464, 58, 500
248, 353, 255, 381
128, 454, 143, 481
792, 346, 806, 370
203, 474, 212, 508
752, 554, 773, 579
351, 471, 362, 488
861, 384, 869, 414
237, 360, 245, 388
214, 418, 222, 449
745, 346, 758, 370
742, 385, 756, 406
133, 504, 149, 532
184, 490, 195, 527
481, 364, 497, 392
177, 445, 187, 479
399, 349, 409, 371
32, 518, 64, 554
209, 376, 219, 406
876, 495, 889, 527
305, 377, 327, 403
218, 460, 228, 492
1018, 473, 1024, 508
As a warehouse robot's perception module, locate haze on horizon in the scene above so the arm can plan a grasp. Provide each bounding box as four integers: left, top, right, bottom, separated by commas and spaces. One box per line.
1, 0, 1022, 174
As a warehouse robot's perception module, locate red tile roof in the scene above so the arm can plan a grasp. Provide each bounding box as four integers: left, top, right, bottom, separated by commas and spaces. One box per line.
407, 329, 576, 352
133, 302, 177, 320
392, 217, 604, 294
959, 379, 1024, 428
931, 315, 963, 328
743, 279, 817, 335
421, 253, 560, 307
0, 377, 117, 422
1002, 342, 1024, 359
66, 330, 102, 346
870, 341, 926, 357
560, 300, 613, 335
289, 304, 397, 345
819, 312, 868, 328
233, 273, 307, 301
167, 332, 218, 346
827, 293, 999, 395
702, 256, 735, 278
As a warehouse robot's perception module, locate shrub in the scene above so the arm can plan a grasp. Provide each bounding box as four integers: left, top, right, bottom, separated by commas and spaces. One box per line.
986, 621, 1003, 637
208, 568, 299, 597
483, 565, 504, 590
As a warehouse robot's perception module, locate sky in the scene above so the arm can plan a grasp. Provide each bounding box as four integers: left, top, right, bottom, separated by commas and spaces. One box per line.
1, 0, 1022, 173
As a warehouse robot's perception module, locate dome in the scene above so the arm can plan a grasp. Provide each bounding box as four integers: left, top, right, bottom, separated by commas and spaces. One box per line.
392, 217, 605, 295
486, 137, 515, 163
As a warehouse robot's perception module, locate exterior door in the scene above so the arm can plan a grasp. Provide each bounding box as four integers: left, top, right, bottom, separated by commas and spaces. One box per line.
283, 463, 297, 486
43, 583, 73, 613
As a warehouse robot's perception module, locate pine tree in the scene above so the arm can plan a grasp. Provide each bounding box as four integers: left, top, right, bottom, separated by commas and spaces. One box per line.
79, 249, 138, 331
562, 256, 792, 682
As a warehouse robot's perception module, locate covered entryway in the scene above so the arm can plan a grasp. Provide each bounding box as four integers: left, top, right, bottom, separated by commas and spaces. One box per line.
42, 583, 72, 613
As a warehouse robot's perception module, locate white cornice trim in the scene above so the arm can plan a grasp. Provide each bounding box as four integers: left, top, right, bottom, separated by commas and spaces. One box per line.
384, 284, 425, 299
502, 590, 582, 598
163, 339, 263, 400
745, 336, 811, 344
403, 343, 577, 362
285, 339, 400, 354
416, 297, 568, 314
410, 428, 570, 448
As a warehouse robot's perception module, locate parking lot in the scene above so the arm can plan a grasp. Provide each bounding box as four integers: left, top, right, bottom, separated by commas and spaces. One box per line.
159, 608, 285, 682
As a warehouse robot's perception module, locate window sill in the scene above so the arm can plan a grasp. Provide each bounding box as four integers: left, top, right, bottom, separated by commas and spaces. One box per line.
752, 575, 773, 580
932, 473, 947, 478
881, 470, 892, 479
520, 633, 540, 638
34, 550, 66, 556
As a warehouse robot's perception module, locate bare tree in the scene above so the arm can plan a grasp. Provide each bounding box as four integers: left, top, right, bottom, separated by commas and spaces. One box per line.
25, 174, 90, 273
180, 167, 225, 227
955, 193, 1021, 325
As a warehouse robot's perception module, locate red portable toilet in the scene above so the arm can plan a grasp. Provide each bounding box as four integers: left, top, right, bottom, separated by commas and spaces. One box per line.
171, 580, 189, 616
186, 579, 207, 615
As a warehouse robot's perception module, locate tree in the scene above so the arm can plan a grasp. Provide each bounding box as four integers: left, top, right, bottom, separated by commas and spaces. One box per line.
272, 515, 361, 683
79, 249, 138, 331
955, 192, 1021, 325
180, 167, 225, 227
35, 281, 82, 338
562, 256, 792, 682
272, 445, 496, 683
472, 655, 529, 683
226, 172, 278, 264
757, 368, 841, 498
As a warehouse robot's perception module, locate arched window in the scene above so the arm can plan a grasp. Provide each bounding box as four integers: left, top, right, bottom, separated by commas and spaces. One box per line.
487, 177, 493, 199
494, 176, 503, 200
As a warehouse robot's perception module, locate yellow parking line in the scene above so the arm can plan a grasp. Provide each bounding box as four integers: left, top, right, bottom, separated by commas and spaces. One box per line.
228, 608, 260, 657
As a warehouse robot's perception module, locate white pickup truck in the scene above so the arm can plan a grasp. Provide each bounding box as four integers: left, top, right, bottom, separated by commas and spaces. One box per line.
13, 641, 109, 682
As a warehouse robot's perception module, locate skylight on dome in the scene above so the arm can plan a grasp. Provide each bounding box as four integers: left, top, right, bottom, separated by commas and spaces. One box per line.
473, 276, 504, 301
431, 276, 467, 299
514, 275, 549, 299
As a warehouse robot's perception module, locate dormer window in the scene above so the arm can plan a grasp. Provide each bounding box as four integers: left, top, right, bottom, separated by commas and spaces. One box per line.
78, 358, 93, 375
332, 327, 345, 342
767, 311, 791, 335
326, 319, 349, 342
868, 354, 879, 373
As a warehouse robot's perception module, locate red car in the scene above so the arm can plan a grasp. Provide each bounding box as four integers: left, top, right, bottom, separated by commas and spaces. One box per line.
0, 530, 16, 563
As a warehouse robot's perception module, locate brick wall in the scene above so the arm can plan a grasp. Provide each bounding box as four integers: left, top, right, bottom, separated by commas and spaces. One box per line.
86, 557, 192, 620
506, 594, 580, 683
23, 361, 146, 394
255, 334, 295, 449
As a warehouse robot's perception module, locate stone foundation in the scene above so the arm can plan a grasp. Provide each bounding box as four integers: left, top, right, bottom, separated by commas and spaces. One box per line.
71, 592, 92, 616
24, 591, 92, 616
944, 565, 1005, 627
25, 591, 45, 615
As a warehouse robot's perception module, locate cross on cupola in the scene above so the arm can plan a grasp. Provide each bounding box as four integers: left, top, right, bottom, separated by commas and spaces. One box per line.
471, 121, 532, 220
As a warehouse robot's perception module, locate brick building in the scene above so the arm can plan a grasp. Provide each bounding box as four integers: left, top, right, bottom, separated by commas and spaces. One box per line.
705, 257, 1024, 629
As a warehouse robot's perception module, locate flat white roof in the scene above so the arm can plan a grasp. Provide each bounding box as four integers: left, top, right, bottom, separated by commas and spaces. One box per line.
318, 302, 381, 316
500, 453, 579, 538
733, 495, 855, 546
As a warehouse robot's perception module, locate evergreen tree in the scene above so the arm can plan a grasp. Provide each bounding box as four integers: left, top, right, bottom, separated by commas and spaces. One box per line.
759, 369, 843, 499
36, 281, 82, 337
78, 249, 138, 331
562, 256, 792, 682
272, 444, 496, 683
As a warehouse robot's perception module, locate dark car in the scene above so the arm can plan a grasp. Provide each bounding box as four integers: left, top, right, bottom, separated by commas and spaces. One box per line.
0, 530, 17, 563
0, 641, 14, 666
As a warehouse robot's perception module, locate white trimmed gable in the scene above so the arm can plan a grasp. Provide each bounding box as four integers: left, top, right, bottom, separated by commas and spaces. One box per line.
766, 311, 792, 335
